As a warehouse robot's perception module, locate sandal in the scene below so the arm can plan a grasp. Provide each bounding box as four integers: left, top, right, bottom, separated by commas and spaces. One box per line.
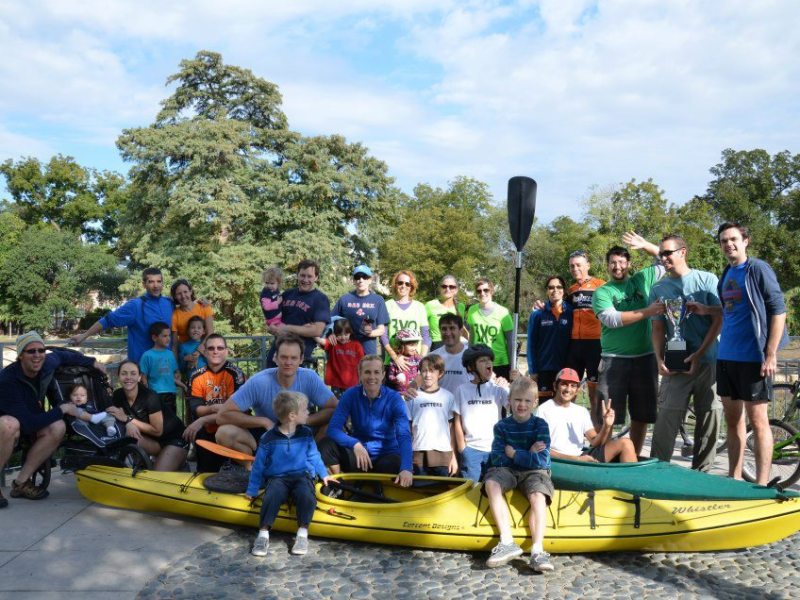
10, 479, 48, 500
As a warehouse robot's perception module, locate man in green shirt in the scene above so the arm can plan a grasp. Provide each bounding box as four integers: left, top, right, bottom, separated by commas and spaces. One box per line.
592, 233, 664, 455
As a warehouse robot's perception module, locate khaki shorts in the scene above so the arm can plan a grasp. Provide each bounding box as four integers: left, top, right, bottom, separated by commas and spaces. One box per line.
484, 467, 554, 504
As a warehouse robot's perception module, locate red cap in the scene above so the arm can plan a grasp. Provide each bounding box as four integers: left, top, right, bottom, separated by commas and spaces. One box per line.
555, 368, 581, 384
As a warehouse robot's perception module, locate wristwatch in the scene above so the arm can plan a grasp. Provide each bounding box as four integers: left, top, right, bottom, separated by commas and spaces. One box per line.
126, 415, 134, 423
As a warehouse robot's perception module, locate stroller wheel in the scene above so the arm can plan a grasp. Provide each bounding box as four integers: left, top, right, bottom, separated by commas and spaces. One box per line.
120, 444, 153, 471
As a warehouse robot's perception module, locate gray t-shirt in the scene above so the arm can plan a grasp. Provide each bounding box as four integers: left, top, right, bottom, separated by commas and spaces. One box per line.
649, 269, 721, 363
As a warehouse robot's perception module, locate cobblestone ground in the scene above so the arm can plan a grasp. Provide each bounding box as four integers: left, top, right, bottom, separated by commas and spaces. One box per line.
138, 528, 800, 600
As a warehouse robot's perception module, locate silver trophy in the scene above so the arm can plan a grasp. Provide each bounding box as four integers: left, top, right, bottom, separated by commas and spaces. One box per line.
662, 297, 689, 372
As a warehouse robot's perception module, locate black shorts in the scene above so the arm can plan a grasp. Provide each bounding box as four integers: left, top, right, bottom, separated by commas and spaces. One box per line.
317, 437, 401, 474
566, 339, 601, 383
716, 360, 772, 401
597, 355, 658, 424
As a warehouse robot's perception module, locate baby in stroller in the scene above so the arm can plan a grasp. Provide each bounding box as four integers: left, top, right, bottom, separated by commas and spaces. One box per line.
68, 383, 118, 439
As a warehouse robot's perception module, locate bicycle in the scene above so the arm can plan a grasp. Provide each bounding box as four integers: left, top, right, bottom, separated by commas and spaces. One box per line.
741, 380, 800, 488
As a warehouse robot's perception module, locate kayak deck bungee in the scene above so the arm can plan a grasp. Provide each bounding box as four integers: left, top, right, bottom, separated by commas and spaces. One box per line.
75, 464, 800, 553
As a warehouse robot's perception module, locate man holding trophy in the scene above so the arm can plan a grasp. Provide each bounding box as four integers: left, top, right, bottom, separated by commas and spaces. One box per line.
648, 235, 723, 471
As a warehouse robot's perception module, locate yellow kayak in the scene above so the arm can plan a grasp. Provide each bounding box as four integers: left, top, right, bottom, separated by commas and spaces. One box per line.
75, 465, 800, 553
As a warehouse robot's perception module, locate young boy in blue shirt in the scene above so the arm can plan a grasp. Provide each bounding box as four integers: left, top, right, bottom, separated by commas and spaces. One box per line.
246, 391, 333, 557
139, 322, 186, 416
484, 376, 555, 573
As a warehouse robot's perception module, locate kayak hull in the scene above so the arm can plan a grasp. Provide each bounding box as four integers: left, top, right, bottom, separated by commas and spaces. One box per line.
75, 465, 800, 553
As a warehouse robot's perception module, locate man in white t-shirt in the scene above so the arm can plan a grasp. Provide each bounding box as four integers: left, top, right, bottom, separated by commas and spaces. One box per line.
431, 313, 471, 396
406, 354, 458, 476
453, 345, 509, 480
537, 368, 636, 463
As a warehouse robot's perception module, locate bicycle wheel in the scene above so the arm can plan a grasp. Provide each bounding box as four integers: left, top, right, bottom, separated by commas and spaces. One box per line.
771, 383, 798, 423
741, 419, 800, 488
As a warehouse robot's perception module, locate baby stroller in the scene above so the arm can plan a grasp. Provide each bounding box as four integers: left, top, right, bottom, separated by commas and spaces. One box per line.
49, 351, 153, 472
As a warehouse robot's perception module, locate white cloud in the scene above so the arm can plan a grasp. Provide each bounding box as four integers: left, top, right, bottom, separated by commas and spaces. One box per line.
0, 0, 798, 221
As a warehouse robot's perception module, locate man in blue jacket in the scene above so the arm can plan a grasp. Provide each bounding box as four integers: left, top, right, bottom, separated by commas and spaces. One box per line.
69, 268, 173, 363
692, 222, 788, 485
0, 332, 105, 506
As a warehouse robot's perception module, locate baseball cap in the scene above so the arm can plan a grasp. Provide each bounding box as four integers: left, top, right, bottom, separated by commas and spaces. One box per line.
353, 265, 373, 277
555, 367, 581, 384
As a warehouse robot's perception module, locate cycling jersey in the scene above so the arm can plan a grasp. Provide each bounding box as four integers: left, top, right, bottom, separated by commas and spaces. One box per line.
567, 277, 605, 340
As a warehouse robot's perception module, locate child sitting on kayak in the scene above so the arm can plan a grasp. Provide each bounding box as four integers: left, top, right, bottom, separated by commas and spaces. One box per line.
245, 391, 333, 558
406, 354, 457, 476
484, 376, 555, 573
453, 344, 509, 481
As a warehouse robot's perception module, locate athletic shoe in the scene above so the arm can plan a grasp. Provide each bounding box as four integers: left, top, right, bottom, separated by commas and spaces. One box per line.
291, 536, 309, 555
530, 551, 554, 572
0, 488, 7, 508
10, 479, 48, 500
251, 536, 269, 557
485, 542, 523, 567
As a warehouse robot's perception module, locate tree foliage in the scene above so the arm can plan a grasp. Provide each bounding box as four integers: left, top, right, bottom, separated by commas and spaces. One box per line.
699, 148, 800, 288
116, 51, 401, 331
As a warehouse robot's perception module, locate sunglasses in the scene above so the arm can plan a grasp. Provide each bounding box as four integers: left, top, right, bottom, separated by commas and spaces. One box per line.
547, 285, 564, 290
353, 274, 371, 280
476, 288, 491, 294
396, 281, 412, 287
23, 348, 46, 355
205, 345, 227, 351
659, 247, 685, 258
441, 284, 457, 290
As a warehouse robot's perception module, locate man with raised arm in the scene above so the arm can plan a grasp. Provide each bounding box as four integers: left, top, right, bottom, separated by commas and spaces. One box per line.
69, 267, 174, 363
592, 232, 665, 455
647, 234, 722, 471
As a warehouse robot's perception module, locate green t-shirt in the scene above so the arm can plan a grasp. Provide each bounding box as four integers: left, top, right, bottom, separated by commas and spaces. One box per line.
592, 264, 662, 357
465, 303, 514, 366
425, 299, 466, 343
385, 299, 429, 363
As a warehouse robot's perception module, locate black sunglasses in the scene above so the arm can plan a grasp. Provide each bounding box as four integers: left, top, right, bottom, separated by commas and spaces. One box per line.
24, 348, 46, 355
659, 247, 685, 258
353, 274, 371, 280
441, 284, 457, 290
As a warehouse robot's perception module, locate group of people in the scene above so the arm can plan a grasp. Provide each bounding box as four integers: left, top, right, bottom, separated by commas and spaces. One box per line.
0, 220, 789, 574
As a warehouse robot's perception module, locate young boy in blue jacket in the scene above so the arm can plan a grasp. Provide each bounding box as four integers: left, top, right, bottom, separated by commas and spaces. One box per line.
245, 391, 333, 557
483, 376, 555, 573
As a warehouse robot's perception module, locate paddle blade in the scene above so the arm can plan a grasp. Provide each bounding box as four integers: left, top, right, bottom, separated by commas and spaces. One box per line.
196, 439, 255, 462
507, 176, 537, 251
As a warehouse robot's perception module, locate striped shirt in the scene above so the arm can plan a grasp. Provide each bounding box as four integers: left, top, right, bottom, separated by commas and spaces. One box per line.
489, 415, 551, 470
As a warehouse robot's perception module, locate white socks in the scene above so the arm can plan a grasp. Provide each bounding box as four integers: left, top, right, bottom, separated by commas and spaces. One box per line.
257, 530, 269, 540
89, 411, 108, 424
297, 527, 309, 538
500, 533, 513, 545
532, 542, 543, 554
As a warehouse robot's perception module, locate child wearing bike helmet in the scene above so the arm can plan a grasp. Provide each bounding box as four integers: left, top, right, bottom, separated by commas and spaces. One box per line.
385, 328, 422, 396
452, 344, 510, 481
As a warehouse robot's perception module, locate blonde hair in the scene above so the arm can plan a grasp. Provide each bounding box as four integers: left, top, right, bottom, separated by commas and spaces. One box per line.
262, 265, 284, 285
272, 391, 307, 422
508, 376, 538, 404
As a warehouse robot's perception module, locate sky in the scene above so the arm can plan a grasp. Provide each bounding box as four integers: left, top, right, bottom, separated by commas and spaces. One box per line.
1, 0, 798, 223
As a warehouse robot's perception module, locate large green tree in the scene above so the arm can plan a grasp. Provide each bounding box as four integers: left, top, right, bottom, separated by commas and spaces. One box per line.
0, 222, 122, 331
116, 51, 401, 332
699, 148, 800, 288
378, 177, 495, 299
0, 155, 125, 245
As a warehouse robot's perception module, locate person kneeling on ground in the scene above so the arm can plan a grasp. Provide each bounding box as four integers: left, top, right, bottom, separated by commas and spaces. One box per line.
246, 391, 333, 557
484, 376, 555, 573
537, 368, 637, 463
318, 355, 413, 487
0, 331, 107, 506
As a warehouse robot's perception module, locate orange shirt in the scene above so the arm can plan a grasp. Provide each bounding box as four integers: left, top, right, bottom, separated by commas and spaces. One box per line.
567, 277, 605, 340
188, 363, 245, 433
172, 303, 214, 343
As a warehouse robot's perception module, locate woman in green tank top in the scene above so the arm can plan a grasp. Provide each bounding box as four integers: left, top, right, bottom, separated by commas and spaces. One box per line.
465, 277, 515, 379
425, 274, 466, 351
